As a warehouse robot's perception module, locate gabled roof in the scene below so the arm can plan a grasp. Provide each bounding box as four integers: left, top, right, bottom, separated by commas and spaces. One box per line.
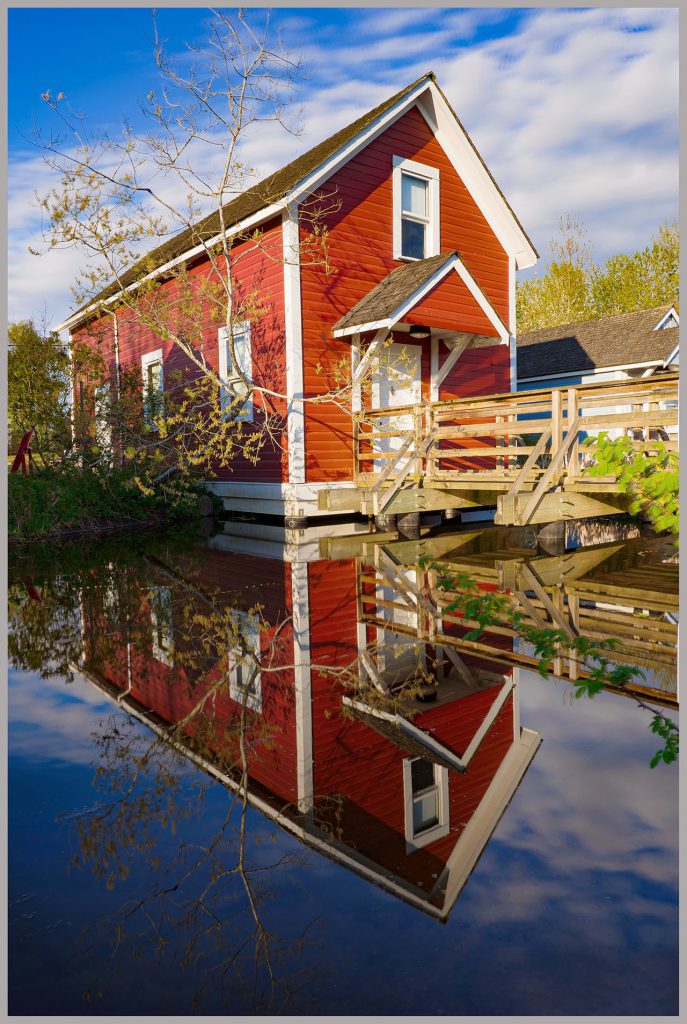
332, 251, 508, 339
333, 252, 455, 333
517, 304, 680, 379
60, 71, 537, 331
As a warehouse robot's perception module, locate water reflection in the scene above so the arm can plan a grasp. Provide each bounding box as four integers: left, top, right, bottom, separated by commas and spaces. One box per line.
8, 521, 678, 1013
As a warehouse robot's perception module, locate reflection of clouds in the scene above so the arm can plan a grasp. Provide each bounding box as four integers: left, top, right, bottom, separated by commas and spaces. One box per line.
461, 669, 678, 941
9, 668, 118, 765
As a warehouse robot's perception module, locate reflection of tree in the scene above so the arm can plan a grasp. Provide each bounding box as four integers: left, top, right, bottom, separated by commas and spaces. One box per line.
10, 539, 319, 1012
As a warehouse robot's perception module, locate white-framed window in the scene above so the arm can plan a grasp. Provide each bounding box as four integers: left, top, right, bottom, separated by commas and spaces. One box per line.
218, 322, 253, 423
150, 585, 173, 666
141, 348, 164, 426
392, 156, 440, 261
228, 610, 262, 712
403, 756, 450, 850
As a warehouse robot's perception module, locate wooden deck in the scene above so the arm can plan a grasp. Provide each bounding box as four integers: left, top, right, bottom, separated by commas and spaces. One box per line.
319, 373, 678, 525
328, 529, 678, 707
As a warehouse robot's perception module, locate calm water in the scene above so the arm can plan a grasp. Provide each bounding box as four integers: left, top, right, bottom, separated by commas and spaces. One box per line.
8, 522, 679, 1016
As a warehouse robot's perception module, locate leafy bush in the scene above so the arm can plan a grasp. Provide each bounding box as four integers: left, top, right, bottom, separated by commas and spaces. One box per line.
8, 466, 207, 542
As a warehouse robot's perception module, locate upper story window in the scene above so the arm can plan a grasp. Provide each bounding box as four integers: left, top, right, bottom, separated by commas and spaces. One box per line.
218, 322, 253, 423
141, 348, 164, 426
402, 756, 450, 850
393, 156, 440, 261
228, 610, 262, 713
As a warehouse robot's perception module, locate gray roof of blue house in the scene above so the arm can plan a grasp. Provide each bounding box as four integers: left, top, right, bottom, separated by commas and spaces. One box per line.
517, 305, 679, 379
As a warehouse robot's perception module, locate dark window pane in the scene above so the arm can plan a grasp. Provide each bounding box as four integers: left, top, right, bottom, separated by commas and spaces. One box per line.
411, 758, 435, 793
402, 218, 425, 259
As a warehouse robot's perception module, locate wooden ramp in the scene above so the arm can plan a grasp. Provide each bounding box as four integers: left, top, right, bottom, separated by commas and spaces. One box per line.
354, 533, 678, 707
319, 373, 678, 525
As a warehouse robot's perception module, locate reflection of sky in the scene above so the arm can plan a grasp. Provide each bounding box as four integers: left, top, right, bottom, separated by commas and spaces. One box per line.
9, 668, 116, 764
9, 662, 678, 1015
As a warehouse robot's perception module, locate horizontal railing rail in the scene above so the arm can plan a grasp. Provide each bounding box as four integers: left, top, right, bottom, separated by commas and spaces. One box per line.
353, 372, 679, 520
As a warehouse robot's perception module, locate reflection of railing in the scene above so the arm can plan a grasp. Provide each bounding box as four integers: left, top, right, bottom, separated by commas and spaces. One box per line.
357, 541, 678, 706
354, 373, 679, 521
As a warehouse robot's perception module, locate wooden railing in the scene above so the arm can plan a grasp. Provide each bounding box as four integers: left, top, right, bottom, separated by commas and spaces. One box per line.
356, 542, 677, 704
354, 373, 678, 519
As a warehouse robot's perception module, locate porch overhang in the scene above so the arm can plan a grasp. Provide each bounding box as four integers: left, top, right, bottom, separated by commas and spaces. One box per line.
332, 250, 509, 343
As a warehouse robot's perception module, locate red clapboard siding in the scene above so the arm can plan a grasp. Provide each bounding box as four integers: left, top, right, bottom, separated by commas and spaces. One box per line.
71, 217, 289, 483
312, 687, 516, 890
299, 103, 510, 482
405, 271, 499, 336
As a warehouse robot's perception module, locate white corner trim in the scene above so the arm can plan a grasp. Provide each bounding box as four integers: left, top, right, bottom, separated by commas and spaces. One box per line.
282, 207, 306, 484
291, 561, 313, 812
392, 155, 440, 261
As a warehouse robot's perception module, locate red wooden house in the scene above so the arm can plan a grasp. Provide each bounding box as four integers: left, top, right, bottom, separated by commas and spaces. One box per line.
76, 527, 540, 920
58, 72, 537, 523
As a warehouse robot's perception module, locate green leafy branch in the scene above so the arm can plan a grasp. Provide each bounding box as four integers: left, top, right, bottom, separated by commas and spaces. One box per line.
582, 433, 679, 541
422, 558, 678, 768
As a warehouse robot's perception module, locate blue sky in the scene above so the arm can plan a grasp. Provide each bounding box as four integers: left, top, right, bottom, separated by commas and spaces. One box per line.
8, 6, 679, 325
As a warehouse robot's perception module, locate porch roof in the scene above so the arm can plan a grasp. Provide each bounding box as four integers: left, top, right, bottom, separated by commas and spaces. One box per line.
332, 250, 509, 340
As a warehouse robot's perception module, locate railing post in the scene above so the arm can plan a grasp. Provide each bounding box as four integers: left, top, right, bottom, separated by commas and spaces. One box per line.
353, 413, 360, 486
496, 414, 504, 472
551, 388, 562, 465
566, 387, 579, 479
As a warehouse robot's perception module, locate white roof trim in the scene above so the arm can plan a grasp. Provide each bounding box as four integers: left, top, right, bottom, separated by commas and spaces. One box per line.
653, 305, 680, 330
333, 253, 509, 341
517, 359, 670, 382
422, 81, 537, 270
662, 342, 680, 368
59, 74, 535, 331
57, 80, 432, 333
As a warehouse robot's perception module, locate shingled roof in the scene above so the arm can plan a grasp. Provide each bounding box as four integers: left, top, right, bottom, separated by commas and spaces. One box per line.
333, 252, 457, 333
69, 73, 436, 316
64, 70, 537, 326
517, 305, 679, 379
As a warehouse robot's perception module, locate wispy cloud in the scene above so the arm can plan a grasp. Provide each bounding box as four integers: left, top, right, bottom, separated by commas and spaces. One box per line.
8, 7, 678, 324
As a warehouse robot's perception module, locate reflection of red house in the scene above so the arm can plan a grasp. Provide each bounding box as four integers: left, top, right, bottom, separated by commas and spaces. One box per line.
59, 72, 537, 522
78, 530, 539, 920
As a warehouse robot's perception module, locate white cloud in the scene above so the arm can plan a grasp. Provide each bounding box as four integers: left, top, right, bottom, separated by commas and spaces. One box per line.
8, 7, 678, 324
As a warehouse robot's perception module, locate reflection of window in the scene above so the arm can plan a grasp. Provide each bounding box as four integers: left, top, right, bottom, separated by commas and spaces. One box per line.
403, 757, 449, 850
393, 157, 439, 261
150, 586, 173, 665
228, 611, 262, 712
141, 349, 164, 426
218, 323, 253, 422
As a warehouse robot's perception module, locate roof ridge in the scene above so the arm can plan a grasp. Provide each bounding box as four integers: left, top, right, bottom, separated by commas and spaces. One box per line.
520, 302, 674, 339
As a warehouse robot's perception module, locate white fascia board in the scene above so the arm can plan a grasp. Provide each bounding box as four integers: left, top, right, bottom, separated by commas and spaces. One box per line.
55, 200, 285, 332
424, 81, 537, 270
654, 306, 680, 330
333, 318, 392, 339
334, 255, 507, 342
519, 360, 664, 384
663, 343, 680, 368
57, 83, 432, 334
283, 78, 433, 208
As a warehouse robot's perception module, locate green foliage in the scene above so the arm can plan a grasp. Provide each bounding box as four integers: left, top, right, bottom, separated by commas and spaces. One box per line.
8, 319, 71, 459
8, 466, 204, 542
517, 216, 678, 331
421, 556, 678, 768
590, 222, 679, 317
649, 715, 679, 768
582, 433, 679, 540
